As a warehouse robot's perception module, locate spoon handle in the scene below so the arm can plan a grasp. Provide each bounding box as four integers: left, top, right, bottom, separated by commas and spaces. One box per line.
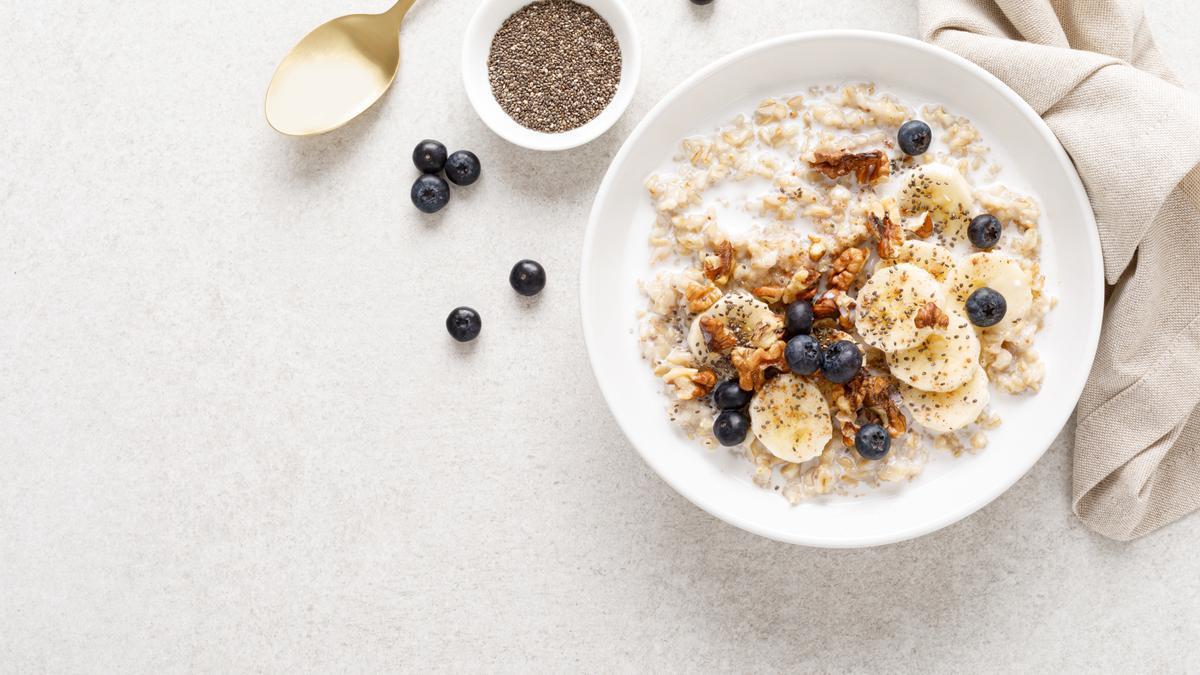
383, 0, 418, 25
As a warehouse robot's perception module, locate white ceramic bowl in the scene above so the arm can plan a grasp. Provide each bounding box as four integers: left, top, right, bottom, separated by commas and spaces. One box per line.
461, 0, 641, 151
580, 31, 1104, 548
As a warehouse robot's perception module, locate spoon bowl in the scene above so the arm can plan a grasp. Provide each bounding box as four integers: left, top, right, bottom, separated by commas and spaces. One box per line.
265, 0, 415, 136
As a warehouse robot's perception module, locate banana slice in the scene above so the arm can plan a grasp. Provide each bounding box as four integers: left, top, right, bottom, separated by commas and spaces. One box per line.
897, 163, 973, 240
877, 240, 958, 285
887, 309, 980, 392
749, 374, 833, 463
855, 263, 946, 352
900, 366, 990, 433
950, 252, 1033, 336
688, 292, 781, 366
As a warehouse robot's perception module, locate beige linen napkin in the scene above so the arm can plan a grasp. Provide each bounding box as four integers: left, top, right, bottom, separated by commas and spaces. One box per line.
919, 0, 1200, 540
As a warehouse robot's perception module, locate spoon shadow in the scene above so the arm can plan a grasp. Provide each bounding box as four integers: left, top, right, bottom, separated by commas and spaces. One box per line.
276, 90, 391, 186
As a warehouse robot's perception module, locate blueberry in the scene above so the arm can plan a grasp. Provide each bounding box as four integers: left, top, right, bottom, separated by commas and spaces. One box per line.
821, 340, 863, 384
897, 120, 932, 156
712, 379, 753, 411
412, 139, 447, 174
691, 0, 714, 4
713, 410, 750, 446
412, 174, 450, 213
855, 423, 891, 460
783, 300, 814, 338
965, 287, 1007, 327
509, 259, 547, 296
446, 307, 482, 342
445, 150, 481, 186
968, 214, 1002, 249
785, 335, 822, 376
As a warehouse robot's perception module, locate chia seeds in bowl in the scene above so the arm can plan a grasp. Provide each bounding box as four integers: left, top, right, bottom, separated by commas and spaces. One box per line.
487, 0, 623, 133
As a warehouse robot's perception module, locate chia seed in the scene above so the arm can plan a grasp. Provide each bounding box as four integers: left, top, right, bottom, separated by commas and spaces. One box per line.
487, 0, 623, 134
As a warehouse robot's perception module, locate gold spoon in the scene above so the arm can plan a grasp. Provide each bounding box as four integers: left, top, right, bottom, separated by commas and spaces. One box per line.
265, 0, 418, 136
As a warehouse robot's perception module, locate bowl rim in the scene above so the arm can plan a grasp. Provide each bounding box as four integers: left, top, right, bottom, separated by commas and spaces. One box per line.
579, 29, 1104, 547
460, 0, 642, 152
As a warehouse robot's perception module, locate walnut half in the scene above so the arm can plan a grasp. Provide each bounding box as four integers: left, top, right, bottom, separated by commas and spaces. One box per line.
752, 267, 818, 305
665, 367, 718, 401
914, 302, 949, 330
699, 315, 738, 354
832, 372, 907, 445
867, 213, 903, 259
685, 282, 722, 313
689, 369, 717, 398
731, 341, 786, 391
750, 285, 785, 304
809, 149, 891, 184
701, 240, 735, 286
812, 290, 841, 319
828, 247, 868, 291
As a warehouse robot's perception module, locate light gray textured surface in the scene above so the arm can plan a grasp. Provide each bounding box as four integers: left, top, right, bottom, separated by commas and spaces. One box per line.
2, 0, 1199, 671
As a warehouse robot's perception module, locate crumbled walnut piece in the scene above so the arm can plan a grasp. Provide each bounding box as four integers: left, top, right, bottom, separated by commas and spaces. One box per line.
872, 399, 907, 438
783, 267, 819, 303
832, 376, 865, 415
867, 213, 903, 259
914, 302, 949, 330
809, 149, 891, 184
751, 285, 785, 304
752, 267, 817, 305
808, 241, 827, 262
862, 375, 907, 437
860, 375, 891, 407
661, 363, 711, 401
913, 212, 934, 238
828, 246, 868, 291
685, 282, 722, 313
701, 241, 734, 286
749, 319, 780, 347
690, 369, 717, 397
838, 310, 856, 332
731, 341, 786, 391
839, 420, 860, 447
832, 372, 907, 444
833, 411, 861, 446
813, 290, 841, 319
835, 292, 857, 331
782, 265, 820, 302
699, 315, 738, 353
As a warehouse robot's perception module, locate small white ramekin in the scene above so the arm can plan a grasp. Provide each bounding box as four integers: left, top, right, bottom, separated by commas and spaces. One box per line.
461, 0, 641, 152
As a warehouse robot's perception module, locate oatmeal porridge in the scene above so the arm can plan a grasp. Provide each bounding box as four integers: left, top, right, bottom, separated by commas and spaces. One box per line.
637, 83, 1054, 503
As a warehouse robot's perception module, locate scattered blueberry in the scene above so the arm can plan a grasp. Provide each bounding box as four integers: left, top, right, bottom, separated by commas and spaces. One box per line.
968, 214, 1002, 249
445, 150, 482, 186
412, 139, 447, 174
713, 410, 750, 446
965, 287, 1007, 327
821, 340, 863, 384
412, 174, 451, 214
783, 300, 814, 339
690, 0, 714, 4
855, 423, 891, 460
509, 259, 547, 296
785, 335, 822, 376
897, 120, 932, 156
446, 307, 482, 342
712, 379, 753, 411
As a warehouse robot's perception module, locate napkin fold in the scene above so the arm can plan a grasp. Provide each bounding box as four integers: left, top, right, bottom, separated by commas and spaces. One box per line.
919, 0, 1200, 540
